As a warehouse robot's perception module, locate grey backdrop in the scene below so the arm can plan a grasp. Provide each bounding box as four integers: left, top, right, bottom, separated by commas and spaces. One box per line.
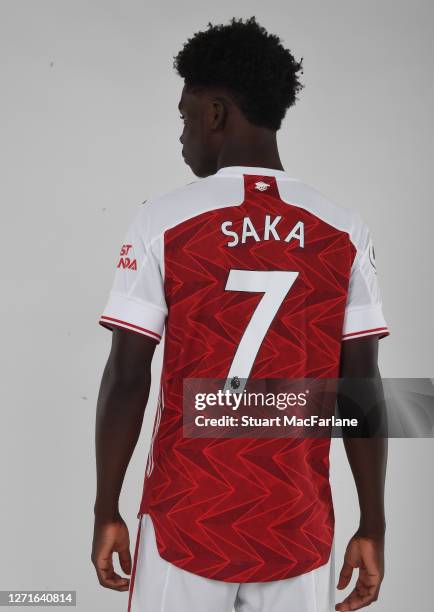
0, 1, 432, 611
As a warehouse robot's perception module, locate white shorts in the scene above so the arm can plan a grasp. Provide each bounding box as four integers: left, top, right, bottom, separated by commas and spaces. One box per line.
127, 513, 335, 612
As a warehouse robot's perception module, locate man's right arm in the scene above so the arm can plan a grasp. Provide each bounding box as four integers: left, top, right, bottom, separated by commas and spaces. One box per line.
91, 328, 157, 591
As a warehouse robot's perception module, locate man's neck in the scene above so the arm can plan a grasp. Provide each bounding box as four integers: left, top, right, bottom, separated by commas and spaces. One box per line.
216, 128, 284, 172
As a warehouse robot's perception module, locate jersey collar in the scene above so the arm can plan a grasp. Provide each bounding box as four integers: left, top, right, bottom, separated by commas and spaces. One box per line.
215, 165, 290, 178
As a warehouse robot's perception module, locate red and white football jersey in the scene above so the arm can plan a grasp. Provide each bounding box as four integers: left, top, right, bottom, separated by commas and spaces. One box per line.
99, 166, 389, 583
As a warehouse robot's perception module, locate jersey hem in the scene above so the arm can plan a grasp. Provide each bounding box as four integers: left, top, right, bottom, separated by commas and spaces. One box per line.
342, 326, 389, 340
139, 510, 334, 584
99, 317, 162, 341
99, 291, 166, 341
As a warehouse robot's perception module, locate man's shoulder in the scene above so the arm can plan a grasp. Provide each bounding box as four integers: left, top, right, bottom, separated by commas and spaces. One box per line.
145, 175, 217, 209
135, 174, 233, 239
134, 173, 368, 246
278, 177, 362, 235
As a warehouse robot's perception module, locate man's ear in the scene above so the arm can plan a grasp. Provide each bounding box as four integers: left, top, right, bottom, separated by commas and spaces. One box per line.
210, 96, 229, 130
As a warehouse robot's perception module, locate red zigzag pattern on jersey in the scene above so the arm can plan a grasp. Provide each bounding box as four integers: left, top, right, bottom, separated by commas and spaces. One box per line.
139, 175, 355, 582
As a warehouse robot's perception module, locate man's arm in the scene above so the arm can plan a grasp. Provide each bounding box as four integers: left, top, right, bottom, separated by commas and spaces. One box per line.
91, 328, 157, 591
335, 335, 387, 611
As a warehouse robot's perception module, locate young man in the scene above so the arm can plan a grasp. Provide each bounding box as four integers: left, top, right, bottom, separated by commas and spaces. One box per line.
92, 17, 389, 612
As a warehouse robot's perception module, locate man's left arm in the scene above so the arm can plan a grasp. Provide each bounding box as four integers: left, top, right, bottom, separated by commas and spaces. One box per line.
335, 335, 387, 611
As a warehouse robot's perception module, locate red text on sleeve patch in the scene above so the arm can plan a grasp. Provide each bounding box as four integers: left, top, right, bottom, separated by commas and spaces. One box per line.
117, 244, 137, 270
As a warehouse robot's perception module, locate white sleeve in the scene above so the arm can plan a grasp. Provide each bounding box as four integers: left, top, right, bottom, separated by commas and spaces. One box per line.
342, 216, 389, 341
99, 203, 167, 342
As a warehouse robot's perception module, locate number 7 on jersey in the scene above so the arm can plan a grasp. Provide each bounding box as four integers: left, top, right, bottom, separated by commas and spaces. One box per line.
223, 269, 299, 392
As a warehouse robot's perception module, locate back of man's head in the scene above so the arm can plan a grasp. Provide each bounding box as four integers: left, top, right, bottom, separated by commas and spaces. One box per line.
174, 16, 304, 132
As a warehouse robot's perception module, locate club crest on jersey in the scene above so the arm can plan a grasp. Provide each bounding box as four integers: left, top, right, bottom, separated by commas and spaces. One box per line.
117, 243, 137, 270
221, 216, 305, 248
254, 181, 270, 191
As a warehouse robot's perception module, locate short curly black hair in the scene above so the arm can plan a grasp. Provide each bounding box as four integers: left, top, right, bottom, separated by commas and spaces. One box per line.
173, 16, 304, 131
